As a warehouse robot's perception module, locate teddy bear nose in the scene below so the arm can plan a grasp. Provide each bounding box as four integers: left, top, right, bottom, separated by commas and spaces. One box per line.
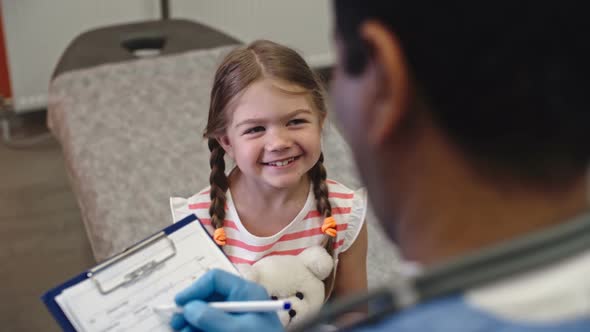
289, 309, 297, 318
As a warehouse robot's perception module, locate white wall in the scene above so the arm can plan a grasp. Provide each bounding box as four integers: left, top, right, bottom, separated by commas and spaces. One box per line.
2, 0, 160, 111
172, 0, 334, 67
1, 0, 334, 112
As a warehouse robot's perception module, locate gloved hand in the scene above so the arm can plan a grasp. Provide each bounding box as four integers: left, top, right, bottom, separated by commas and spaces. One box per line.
170, 269, 284, 332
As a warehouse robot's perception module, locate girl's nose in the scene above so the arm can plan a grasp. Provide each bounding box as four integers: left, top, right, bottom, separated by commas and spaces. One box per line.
265, 128, 292, 152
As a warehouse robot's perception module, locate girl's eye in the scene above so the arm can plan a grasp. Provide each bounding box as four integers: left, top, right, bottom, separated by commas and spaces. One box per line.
243, 126, 265, 135
287, 118, 308, 126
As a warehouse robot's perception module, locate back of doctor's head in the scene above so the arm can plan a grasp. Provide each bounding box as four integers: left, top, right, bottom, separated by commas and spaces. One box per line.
333, 0, 590, 186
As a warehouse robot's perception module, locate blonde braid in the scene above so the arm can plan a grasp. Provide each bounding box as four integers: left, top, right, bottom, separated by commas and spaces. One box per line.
309, 153, 335, 256
208, 139, 229, 235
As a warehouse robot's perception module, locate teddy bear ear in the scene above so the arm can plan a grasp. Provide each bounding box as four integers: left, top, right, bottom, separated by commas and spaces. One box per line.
298, 246, 334, 280
236, 263, 259, 283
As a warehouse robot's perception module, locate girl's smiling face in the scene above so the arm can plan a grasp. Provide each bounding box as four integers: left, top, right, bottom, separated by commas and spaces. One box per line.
218, 78, 323, 191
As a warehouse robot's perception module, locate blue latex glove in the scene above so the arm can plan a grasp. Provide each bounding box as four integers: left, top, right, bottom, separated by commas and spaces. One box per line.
170, 269, 284, 332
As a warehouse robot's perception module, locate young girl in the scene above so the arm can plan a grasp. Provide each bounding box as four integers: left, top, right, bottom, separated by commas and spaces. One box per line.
173, 40, 367, 305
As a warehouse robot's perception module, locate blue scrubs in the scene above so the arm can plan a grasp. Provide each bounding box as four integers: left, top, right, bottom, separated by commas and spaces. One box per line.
360, 295, 590, 332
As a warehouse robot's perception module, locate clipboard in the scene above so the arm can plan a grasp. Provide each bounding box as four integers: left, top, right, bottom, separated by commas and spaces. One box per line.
41, 214, 238, 332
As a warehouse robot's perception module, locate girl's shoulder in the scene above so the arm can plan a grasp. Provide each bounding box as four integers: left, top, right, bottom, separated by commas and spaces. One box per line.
169, 186, 212, 223
325, 179, 365, 210
325, 179, 368, 253
325, 179, 353, 194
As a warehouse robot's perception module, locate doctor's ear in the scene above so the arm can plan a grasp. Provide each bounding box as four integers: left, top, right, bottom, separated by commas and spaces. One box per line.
217, 135, 234, 159
360, 20, 412, 146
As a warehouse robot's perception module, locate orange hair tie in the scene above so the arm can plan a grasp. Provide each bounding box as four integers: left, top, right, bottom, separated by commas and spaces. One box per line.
213, 228, 227, 246
321, 216, 337, 237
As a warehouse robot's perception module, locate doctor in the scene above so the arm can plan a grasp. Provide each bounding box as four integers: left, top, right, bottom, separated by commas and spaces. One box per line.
171, 0, 590, 331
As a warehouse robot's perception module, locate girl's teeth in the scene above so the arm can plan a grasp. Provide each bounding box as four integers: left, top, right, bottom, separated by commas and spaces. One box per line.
269, 157, 295, 166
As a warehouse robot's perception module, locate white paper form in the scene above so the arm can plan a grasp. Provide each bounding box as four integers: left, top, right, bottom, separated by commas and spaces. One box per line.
54, 220, 237, 332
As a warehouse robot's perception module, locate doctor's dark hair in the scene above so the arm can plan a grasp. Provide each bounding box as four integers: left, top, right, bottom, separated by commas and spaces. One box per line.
203, 40, 336, 256
334, 1, 590, 186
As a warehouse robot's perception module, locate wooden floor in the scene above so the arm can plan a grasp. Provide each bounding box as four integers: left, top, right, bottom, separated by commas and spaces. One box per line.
0, 111, 95, 331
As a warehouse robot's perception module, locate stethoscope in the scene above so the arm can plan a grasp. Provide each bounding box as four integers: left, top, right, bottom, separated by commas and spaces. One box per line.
291, 210, 590, 331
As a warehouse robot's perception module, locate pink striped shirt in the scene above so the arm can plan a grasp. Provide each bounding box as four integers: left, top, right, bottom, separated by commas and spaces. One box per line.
170, 180, 367, 266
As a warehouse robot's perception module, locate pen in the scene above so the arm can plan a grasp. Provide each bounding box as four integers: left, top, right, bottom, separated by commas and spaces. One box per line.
153, 300, 292, 314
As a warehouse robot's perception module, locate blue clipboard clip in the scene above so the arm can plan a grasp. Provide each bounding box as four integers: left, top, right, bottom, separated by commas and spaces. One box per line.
87, 231, 177, 295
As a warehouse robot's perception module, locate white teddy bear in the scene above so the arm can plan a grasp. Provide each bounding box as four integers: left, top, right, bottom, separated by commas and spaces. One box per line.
237, 246, 334, 327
